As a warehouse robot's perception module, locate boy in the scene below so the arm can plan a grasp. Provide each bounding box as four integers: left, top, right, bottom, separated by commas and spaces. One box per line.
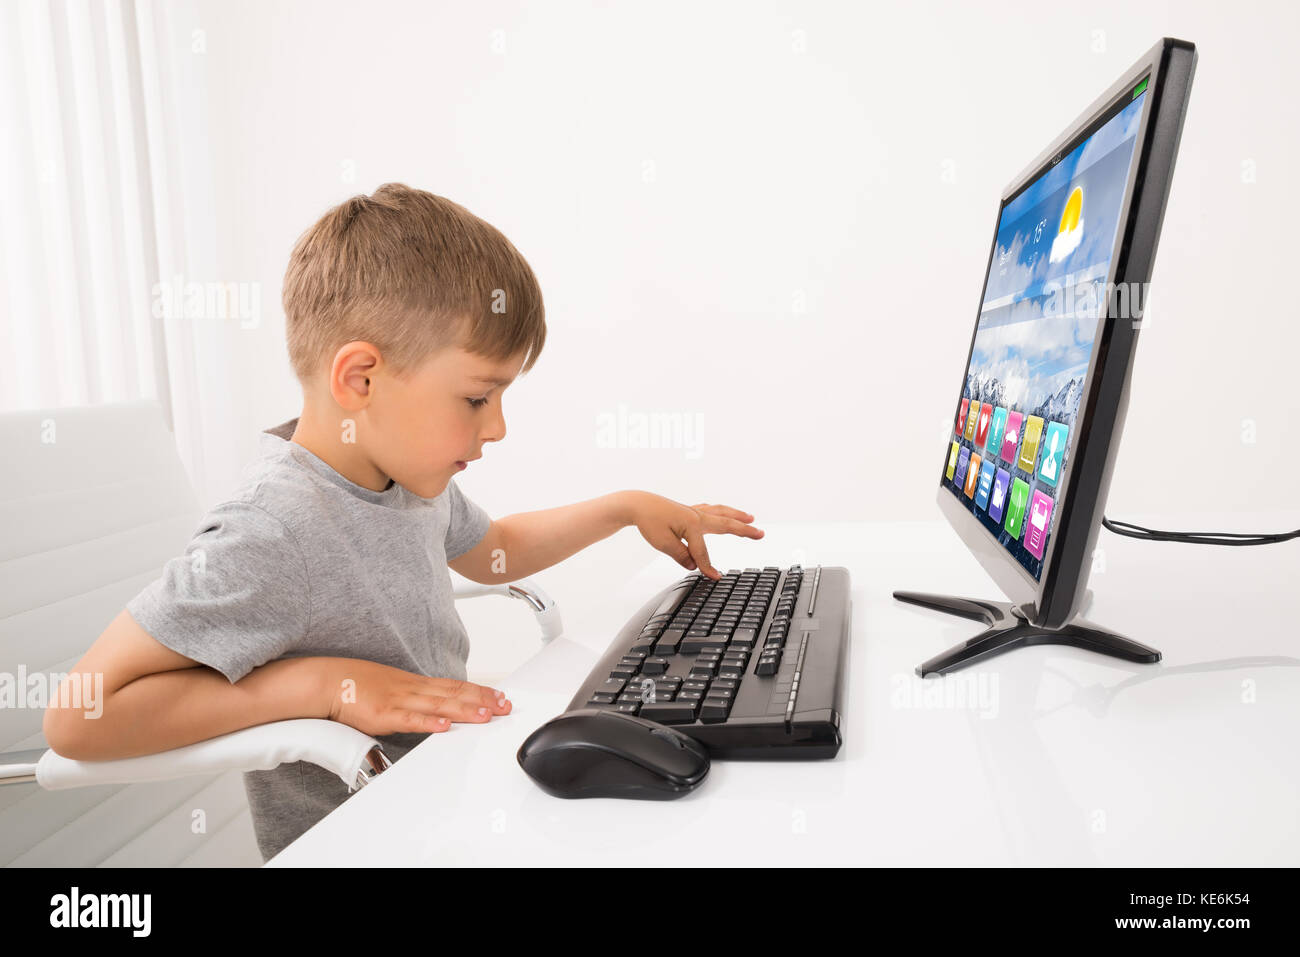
43, 183, 764, 863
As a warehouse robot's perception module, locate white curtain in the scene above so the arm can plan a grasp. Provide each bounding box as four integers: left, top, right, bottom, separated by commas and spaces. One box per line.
0, 0, 240, 507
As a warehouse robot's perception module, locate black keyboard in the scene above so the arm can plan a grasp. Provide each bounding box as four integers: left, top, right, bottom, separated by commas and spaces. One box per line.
565, 565, 852, 758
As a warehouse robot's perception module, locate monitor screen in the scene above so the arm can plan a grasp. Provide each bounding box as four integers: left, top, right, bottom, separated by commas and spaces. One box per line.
942, 78, 1150, 581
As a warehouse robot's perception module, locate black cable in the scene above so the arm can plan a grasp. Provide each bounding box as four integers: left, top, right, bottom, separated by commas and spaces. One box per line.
1102, 516, 1300, 546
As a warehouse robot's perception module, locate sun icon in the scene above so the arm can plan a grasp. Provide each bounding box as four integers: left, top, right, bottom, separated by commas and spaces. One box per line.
1049, 186, 1084, 264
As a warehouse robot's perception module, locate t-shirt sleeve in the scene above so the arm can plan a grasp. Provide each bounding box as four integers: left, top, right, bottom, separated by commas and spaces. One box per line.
126, 501, 311, 684
443, 478, 492, 561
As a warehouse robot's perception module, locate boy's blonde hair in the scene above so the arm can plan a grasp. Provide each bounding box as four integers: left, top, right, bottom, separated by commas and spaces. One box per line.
282, 183, 545, 382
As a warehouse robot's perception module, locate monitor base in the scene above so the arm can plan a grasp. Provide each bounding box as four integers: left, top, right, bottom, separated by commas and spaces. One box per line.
891, 590, 1161, 677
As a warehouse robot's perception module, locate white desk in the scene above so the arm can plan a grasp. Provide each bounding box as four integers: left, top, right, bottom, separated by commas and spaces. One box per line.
268, 516, 1300, 866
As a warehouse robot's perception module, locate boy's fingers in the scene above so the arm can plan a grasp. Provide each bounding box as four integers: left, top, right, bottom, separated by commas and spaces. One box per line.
401, 711, 450, 733
700, 514, 764, 540
404, 693, 497, 722
693, 503, 755, 522
684, 528, 720, 580
466, 682, 511, 710
424, 677, 510, 710
660, 537, 696, 571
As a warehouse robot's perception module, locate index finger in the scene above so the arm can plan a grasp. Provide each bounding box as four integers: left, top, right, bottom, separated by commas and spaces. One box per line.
683, 527, 721, 580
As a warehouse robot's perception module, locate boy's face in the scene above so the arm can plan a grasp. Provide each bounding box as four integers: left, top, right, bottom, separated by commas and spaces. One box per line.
365, 343, 524, 500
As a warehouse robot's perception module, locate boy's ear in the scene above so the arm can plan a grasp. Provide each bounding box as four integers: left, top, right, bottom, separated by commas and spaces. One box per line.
330, 342, 382, 407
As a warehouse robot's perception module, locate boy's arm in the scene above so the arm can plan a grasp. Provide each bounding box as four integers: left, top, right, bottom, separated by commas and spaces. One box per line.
448, 490, 763, 584
43, 611, 512, 762
42, 608, 327, 761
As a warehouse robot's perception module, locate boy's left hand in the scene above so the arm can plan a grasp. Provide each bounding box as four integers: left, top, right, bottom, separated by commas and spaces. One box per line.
623, 491, 764, 580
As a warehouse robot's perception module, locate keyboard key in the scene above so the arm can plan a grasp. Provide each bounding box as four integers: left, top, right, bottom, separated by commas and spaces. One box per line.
639, 701, 698, 724
682, 680, 709, 692
598, 677, 627, 695
641, 657, 669, 675
588, 692, 618, 705
611, 664, 638, 678
614, 702, 640, 715
655, 629, 685, 654
699, 697, 732, 722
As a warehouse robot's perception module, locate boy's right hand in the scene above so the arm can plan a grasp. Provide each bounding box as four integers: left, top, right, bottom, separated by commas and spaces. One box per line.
316, 657, 511, 737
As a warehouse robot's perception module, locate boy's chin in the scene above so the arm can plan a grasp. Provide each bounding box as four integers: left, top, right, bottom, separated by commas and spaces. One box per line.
401, 472, 453, 500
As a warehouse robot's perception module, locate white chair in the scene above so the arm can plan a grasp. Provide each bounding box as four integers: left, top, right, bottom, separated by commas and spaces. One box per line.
0, 400, 560, 867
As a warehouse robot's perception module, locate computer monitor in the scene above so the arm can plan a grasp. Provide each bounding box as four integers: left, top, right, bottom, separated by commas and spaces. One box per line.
896, 37, 1197, 676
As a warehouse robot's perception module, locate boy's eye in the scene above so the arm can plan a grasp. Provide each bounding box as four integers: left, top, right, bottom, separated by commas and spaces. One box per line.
466, 396, 489, 409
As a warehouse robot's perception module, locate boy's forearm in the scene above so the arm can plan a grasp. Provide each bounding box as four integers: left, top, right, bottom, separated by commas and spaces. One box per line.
488, 490, 639, 581
48, 656, 328, 762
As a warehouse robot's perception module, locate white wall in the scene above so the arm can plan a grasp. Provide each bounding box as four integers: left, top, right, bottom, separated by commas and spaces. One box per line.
188, 0, 1298, 525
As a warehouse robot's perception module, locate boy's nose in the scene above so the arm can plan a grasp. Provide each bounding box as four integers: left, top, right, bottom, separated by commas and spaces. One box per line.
481, 409, 506, 444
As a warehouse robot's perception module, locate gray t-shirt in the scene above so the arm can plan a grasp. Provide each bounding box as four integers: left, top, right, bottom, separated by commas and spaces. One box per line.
126, 417, 491, 863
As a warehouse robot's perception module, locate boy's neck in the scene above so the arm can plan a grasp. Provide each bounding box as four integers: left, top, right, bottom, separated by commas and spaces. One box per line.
288, 406, 394, 493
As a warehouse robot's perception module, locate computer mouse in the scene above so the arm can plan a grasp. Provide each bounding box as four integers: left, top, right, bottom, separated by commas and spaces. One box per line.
517, 708, 710, 799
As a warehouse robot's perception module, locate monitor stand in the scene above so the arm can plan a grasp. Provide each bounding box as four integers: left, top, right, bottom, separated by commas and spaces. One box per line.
892, 590, 1161, 677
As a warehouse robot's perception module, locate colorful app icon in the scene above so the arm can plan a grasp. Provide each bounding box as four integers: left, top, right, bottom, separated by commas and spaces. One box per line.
1037, 421, 1069, 488
946, 441, 960, 481
957, 399, 969, 438
974, 403, 992, 448
1001, 411, 1023, 465
988, 467, 1011, 522
987, 406, 1007, 456
1018, 415, 1044, 474
1024, 489, 1055, 559
1003, 477, 1031, 539
964, 401, 980, 442
964, 453, 982, 498
954, 446, 971, 488
974, 458, 996, 511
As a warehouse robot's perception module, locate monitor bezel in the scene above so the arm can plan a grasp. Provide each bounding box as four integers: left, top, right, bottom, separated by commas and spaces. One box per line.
935, 37, 1197, 627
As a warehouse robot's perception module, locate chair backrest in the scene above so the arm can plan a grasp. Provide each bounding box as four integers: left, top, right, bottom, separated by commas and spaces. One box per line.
0, 400, 262, 866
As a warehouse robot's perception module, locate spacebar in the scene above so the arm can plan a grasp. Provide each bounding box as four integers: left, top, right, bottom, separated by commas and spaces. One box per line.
638, 702, 698, 724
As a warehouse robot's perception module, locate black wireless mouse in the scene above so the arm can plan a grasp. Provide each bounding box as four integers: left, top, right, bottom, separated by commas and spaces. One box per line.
517, 708, 710, 799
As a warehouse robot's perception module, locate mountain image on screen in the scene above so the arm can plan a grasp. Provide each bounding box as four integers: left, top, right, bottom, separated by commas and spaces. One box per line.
967, 373, 1085, 425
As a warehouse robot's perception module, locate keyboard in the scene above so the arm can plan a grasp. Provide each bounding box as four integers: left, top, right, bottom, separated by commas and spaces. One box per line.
565, 565, 852, 758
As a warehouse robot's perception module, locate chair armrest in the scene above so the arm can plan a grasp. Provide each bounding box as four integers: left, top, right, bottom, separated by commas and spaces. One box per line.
451, 575, 563, 642
19, 719, 390, 793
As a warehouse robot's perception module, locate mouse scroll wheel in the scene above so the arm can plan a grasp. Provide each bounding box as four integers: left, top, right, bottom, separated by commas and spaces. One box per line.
649, 728, 685, 749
